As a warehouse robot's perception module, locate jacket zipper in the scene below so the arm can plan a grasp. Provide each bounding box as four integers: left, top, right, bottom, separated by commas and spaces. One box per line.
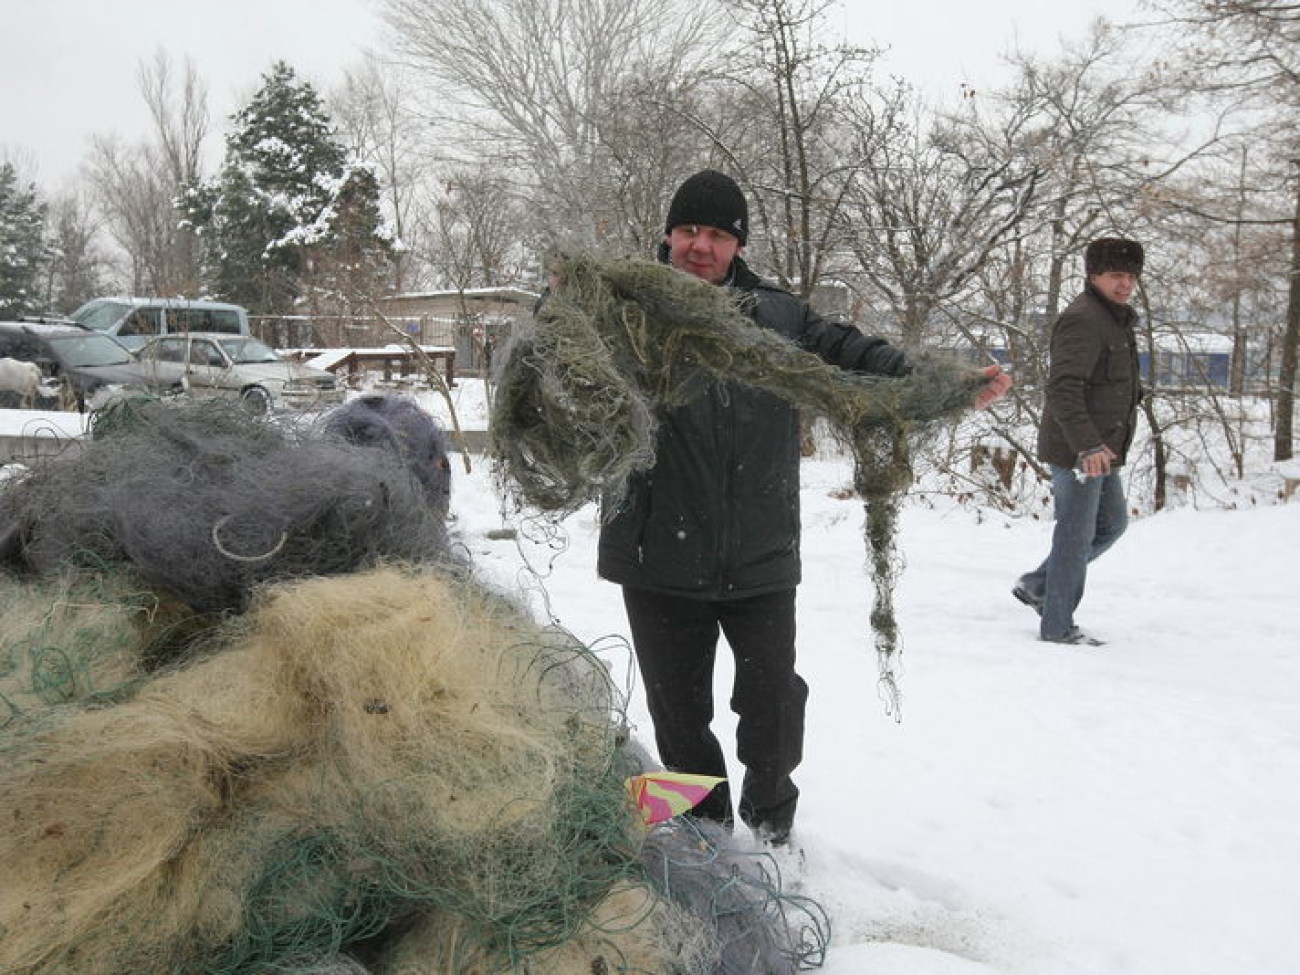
715, 383, 734, 593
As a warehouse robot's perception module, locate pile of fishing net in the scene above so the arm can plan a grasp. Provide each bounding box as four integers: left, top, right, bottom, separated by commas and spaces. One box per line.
0, 396, 828, 974
0, 395, 454, 614
491, 254, 987, 710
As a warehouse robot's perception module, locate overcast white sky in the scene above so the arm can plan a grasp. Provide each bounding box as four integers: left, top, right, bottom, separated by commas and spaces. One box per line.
3, 0, 1142, 191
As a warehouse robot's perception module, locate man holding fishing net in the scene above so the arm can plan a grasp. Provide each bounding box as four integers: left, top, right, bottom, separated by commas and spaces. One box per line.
595, 170, 1010, 846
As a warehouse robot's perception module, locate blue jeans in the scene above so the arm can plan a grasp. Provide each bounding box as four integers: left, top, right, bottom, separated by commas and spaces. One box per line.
1020, 464, 1128, 640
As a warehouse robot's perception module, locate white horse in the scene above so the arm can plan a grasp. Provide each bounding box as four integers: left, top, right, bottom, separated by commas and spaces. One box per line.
0, 357, 43, 408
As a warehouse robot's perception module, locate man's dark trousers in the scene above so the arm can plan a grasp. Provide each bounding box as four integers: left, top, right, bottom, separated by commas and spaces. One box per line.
621, 586, 807, 835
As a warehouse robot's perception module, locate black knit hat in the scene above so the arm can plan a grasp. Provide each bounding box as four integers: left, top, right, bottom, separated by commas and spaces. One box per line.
1085, 237, 1144, 276
665, 169, 749, 245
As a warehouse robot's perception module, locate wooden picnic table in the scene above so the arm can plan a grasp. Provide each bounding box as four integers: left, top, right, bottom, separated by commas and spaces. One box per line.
288, 345, 457, 388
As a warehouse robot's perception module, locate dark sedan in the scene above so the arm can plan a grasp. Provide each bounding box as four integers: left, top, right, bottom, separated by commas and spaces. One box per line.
0, 321, 154, 411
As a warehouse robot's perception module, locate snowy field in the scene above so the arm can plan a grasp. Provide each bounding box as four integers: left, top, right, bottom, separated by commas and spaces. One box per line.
450, 445, 1299, 975
433, 384, 1300, 975
2, 385, 1298, 974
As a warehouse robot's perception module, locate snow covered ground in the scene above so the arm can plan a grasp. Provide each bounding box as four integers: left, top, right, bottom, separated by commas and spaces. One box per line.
3, 386, 1297, 974
453, 452, 1298, 975
434, 385, 1300, 975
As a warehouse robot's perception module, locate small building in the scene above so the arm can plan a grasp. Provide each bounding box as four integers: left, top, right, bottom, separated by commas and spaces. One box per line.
249, 287, 540, 377
1140, 330, 1233, 389
379, 287, 540, 375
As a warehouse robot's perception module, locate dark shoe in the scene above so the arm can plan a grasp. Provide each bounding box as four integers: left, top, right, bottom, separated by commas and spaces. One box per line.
1012, 583, 1043, 616
1045, 626, 1104, 647
754, 822, 792, 848
752, 825, 807, 884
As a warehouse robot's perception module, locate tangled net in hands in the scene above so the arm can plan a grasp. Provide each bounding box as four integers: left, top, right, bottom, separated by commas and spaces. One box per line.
491, 254, 985, 711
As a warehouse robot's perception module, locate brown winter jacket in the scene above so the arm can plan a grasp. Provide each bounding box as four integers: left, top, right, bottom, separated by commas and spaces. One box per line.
1036, 282, 1142, 469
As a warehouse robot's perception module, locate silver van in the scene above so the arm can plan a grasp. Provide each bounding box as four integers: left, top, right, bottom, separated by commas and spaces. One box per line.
70, 297, 251, 351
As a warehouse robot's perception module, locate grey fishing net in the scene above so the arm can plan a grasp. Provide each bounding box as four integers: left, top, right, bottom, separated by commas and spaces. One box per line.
0, 397, 455, 613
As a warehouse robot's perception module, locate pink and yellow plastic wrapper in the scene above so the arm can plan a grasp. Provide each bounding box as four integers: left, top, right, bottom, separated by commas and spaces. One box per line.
624, 772, 726, 826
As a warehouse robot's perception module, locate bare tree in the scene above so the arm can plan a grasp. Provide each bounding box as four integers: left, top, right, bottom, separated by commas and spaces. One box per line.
380, 0, 725, 250
1142, 0, 1300, 459
41, 191, 111, 313
677, 0, 883, 296
87, 51, 209, 296
332, 57, 438, 292
412, 170, 532, 372
427, 171, 528, 290
928, 23, 1183, 399
138, 52, 208, 196
585, 74, 725, 255
85, 137, 182, 294
138, 50, 209, 292
909, 22, 1223, 510
992, 24, 1205, 325
1150, 141, 1289, 398
841, 82, 1042, 344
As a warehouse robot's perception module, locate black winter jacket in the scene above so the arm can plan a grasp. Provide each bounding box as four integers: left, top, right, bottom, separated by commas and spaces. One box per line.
596, 257, 910, 599
1036, 283, 1141, 469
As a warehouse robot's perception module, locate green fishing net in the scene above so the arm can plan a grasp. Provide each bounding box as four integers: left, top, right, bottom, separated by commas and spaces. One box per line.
491, 253, 984, 712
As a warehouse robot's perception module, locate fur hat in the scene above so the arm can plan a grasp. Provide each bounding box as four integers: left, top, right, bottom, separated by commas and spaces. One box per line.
1085, 237, 1144, 276
665, 170, 749, 245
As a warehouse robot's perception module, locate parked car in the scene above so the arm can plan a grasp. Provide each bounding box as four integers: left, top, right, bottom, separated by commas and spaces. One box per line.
134, 333, 344, 414
0, 321, 153, 411
70, 297, 251, 351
